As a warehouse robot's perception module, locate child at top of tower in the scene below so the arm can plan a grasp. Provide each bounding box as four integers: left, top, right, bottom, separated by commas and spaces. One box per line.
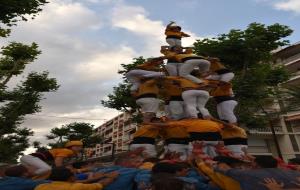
165, 21, 190, 47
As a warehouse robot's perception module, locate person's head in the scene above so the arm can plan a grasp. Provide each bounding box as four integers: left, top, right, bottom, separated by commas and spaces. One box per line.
151, 174, 184, 190
143, 157, 160, 164
170, 46, 183, 54
65, 140, 83, 153
4, 165, 34, 178
213, 156, 247, 169
72, 161, 89, 169
174, 162, 190, 177
142, 112, 156, 123
114, 153, 143, 168
253, 155, 278, 168
289, 158, 300, 165
49, 167, 75, 182
152, 162, 180, 175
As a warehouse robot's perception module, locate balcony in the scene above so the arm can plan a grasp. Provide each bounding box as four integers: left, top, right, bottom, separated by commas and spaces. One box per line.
282, 53, 300, 66
248, 127, 284, 135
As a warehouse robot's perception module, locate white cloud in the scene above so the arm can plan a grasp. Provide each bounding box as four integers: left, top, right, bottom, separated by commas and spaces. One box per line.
274, 0, 300, 14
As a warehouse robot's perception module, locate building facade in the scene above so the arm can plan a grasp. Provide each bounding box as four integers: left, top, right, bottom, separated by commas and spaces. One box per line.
247, 42, 300, 161
91, 112, 137, 158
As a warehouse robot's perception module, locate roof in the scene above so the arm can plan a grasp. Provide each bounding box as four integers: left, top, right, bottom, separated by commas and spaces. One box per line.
274, 42, 300, 58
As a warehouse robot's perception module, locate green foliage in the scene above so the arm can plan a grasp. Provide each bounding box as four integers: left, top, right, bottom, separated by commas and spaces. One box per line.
0, 0, 56, 163
46, 122, 103, 148
194, 22, 292, 127
0, 0, 48, 36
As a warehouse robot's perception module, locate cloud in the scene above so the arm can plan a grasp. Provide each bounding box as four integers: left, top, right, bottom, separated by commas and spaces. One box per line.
273, 0, 300, 14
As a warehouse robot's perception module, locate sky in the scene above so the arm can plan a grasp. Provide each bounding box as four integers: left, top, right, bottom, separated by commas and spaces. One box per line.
1, 0, 300, 151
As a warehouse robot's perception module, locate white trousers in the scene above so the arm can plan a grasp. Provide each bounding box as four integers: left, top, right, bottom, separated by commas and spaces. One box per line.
166, 144, 189, 160
217, 100, 238, 123
206, 72, 235, 82
179, 59, 210, 83
226, 145, 248, 157
182, 90, 210, 118
130, 144, 157, 157
20, 155, 52, 175
165, 62, 183, 76
169, 101, 185, 120
136, 97, 160, 113
166, 38, 182, 47
126, 69, 165, 91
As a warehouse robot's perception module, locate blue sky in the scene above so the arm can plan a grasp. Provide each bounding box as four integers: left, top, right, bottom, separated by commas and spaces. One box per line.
1, 0, 300, 148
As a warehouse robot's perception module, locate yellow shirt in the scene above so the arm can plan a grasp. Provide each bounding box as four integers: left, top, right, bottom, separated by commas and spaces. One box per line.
134, 124, 160, 138
165, 31, 186, 38
210, 82, 233, 97
171, 119, 223, 133
173, 53, 205, 62
161, 78, 182, 97
136, 79, 159, 97
210, 61, 226, 72
161, 124, 189, 139
139, 162, 155, 170
166, 76, 206, 89
197, 162, 241, 190
221, 125, 247, 139
49, 148, 75, 158
35, 181, 103, 190
136, 60, 162, 71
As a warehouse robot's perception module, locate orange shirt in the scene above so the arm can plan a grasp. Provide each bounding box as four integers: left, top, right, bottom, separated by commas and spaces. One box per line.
49, 148, 75, 158
134, 124, 161, 138
165, 31, 186, 38
161, 124, 189, 139
136, 60, 162, 71
35, 181, 103, 190
169, 119, 223, 133
136, 79, 159, 97
165, 76, 206, 89
210, 82, 233, 97
210, 61, 226, 72
161, 78, 183, 97
221, 125, 247, 139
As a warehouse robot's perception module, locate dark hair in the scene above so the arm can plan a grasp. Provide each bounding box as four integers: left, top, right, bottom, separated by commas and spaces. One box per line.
49, 167, 74, 181
152, 174, 185, 190
254, 155, 278, 168
4, 165, 28, 177
289, 158, 300, 165
213, 156, 244, 166
152, 162, 182, 174
72, 161, 88, 169
143, 157, 160, 163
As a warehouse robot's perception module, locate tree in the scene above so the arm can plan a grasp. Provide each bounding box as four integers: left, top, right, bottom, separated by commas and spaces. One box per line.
193, 22, 292, 127
0, 0, 58, 163
46, 122, 103, 149
0, 0, 48, 37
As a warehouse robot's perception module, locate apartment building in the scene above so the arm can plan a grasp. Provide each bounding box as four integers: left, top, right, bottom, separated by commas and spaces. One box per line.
91, 112, 137, 158
247, 42, 300, 161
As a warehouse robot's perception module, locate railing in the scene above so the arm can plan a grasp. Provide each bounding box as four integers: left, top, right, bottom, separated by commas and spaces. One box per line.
282, 53, 300, 65
248, 127, 283, 134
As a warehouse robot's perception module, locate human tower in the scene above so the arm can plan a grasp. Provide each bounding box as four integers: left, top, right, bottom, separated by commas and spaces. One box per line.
126, 22, 248, 160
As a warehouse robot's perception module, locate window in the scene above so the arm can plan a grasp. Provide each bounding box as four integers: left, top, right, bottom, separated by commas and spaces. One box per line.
289, 135, 299, 151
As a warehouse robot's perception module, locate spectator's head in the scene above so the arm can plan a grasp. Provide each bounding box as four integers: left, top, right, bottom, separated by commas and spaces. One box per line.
114, 154, 143, 168
253, 155, 278, 168
4, 165, 34, 178
174, 162, 190, 177
214, 156, 246, 169
49, 167, 74, 182
152, 162, 181, 175
289, 158, 300, 165
143, 157, 160, 164
72, 161, 89, 169
65, 140, 83, 153
151, 174, 185, 190
0, 163, 10, 177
